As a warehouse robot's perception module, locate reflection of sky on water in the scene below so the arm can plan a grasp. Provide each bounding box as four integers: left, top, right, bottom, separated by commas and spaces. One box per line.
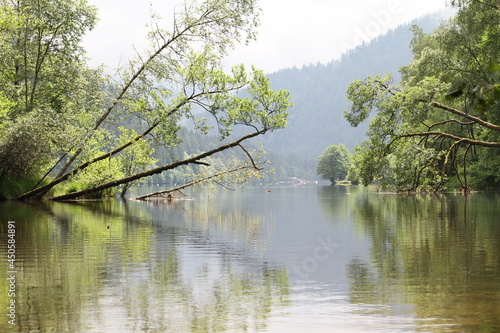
1, 187, 499, 332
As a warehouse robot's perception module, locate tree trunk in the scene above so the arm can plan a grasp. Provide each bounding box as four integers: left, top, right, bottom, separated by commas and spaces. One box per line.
16, 122, 160, 200
49, 130, 264, 201
132, 161, 268, 200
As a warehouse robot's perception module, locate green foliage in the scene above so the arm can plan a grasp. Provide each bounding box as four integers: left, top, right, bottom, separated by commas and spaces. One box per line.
0, 0, 293, 200
348, 140, 380, 186
316, 144, 351, 185
67, 159, 124, 197
63, 131, 126, 197
345, 1, 500, 192
0, 0, 104, 198
114, 127, 159, 195
469, 148, 500, 188
115, 127, 158, 176
220, 69, 291, 134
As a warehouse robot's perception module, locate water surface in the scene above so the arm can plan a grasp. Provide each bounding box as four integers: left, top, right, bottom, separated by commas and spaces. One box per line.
1, 186, 499, 332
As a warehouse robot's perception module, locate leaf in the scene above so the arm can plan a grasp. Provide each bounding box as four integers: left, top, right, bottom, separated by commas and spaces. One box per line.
487, 62, 500, 72
493, 84, 500, 101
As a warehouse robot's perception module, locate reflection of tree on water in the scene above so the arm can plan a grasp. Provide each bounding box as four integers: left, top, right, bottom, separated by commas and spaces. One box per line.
317, 185, 368, 222
344, 192, 500, 331
0, 199, 289, 333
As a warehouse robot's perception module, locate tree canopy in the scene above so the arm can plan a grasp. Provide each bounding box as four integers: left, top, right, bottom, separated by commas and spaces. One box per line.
0, 0, 292, 200
345, 0, 500, 192
316, 144, 351, 185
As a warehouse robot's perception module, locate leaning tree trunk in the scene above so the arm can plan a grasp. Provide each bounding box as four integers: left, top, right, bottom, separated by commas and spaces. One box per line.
132, 161, 268, 201
16, 122, 161, 200
49, 130, 264, 201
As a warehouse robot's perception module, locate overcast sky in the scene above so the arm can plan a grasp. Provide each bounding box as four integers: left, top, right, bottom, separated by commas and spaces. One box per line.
83, 0, 451, 73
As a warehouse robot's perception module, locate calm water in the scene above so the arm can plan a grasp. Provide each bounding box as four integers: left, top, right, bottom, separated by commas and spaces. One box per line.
1, 186, 499, 332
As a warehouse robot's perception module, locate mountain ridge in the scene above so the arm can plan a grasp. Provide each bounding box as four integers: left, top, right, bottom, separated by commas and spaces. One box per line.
258, 11, 452, 170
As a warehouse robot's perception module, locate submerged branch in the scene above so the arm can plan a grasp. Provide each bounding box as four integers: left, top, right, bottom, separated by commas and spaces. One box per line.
133, 161, 269, 201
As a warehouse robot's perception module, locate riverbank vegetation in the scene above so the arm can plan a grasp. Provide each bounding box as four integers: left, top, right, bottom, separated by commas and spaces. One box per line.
0, 0, 291, 200
344, 0, 499, 193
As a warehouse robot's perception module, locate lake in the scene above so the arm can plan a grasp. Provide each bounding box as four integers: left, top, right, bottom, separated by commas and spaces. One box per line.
1, 186, 499, 332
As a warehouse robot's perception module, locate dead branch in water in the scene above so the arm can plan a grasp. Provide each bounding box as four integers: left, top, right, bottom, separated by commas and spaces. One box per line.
132, 161, 271, 201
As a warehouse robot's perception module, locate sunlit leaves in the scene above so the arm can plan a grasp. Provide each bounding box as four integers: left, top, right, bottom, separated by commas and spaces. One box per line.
2, 0, 291, 199
488, 61, 500, 72
0, 0, 100, 197
348, 140, 381, 186
114, 127, 158, 194
345, 1, 500, 191
219, 70, 291, 135
167, 0, 260, 54
316, 144, 351, 184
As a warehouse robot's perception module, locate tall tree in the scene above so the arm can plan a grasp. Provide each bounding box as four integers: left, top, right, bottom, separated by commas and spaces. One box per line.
345, 0, 500, 192
0, 0, 102, 199
0, 0, 292, 200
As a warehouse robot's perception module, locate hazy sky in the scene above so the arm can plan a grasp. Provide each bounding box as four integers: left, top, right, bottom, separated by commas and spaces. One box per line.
83, 0, 450, 73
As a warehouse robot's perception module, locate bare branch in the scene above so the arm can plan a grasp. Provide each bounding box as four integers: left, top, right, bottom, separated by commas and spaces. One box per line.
238, 144, 263, 170
423, 119, 476, 130
132, 161, 268, 201
374, 78, 500, 132
400, 131, 500, 148
427, 100, 500, 132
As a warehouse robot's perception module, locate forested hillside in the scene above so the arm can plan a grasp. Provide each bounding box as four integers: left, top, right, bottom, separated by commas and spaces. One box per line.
164, 12, 450, 183
261, 13, 448, 162
146, 12, 452, 186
